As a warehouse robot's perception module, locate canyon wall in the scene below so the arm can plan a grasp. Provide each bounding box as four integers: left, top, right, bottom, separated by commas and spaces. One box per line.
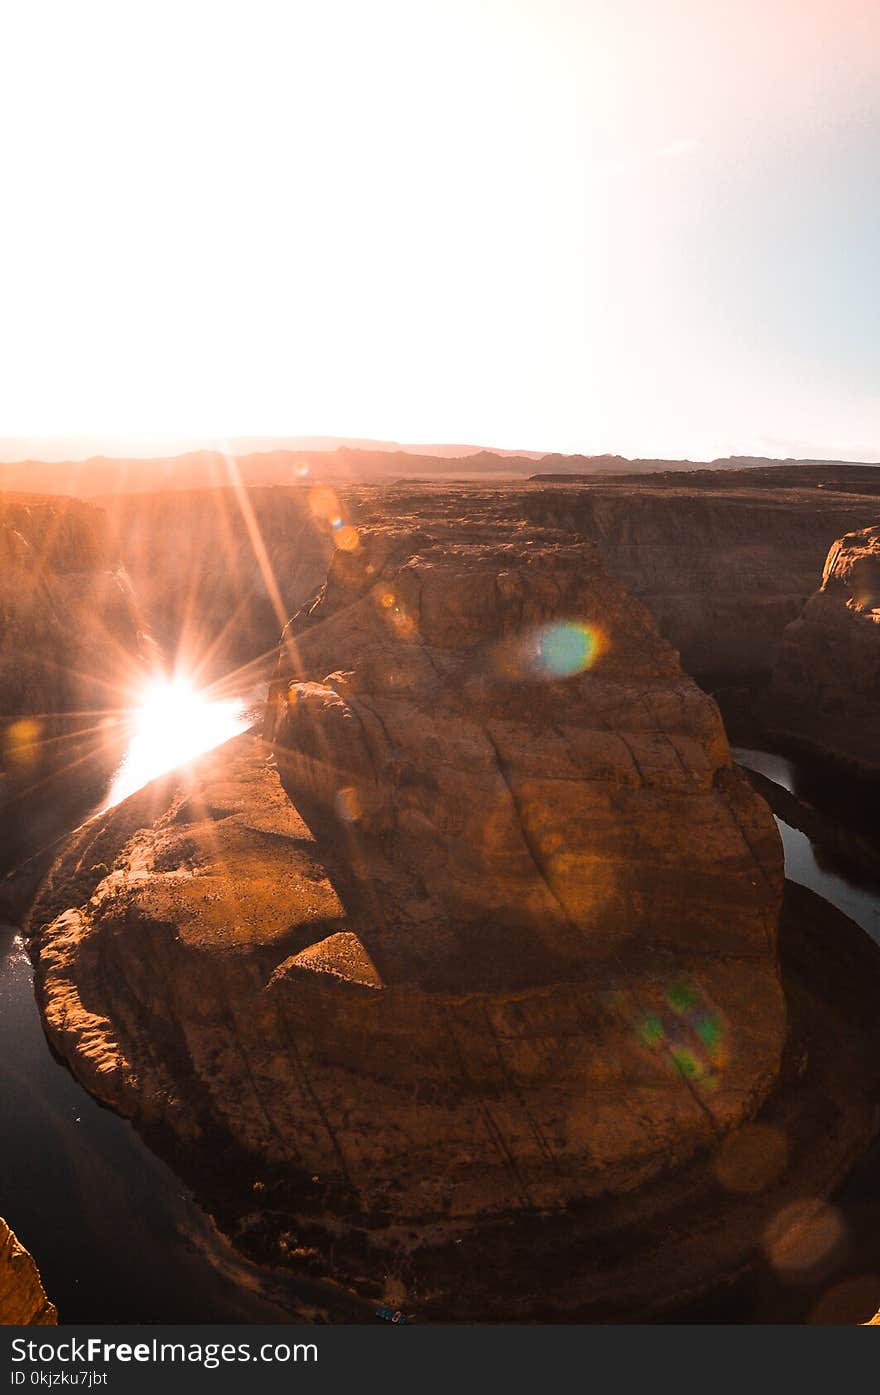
89, 474, 880, 695
29, 507, 789, 1316
0, 494, 143, 876
16, 473, 880, 1317
471, 482, 878, 682
766, 523, 880, 777
0, 1219, 56, 1324
98, 488, 335, 682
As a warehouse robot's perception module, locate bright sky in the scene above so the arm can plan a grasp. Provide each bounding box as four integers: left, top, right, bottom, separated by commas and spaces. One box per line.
1, 0, 878, 459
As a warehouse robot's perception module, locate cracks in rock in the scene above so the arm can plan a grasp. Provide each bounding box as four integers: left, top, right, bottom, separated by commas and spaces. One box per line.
439, 1006, 534, 1208
210, 963, 303, 1170
616, 733, 646, 787
483, 721, 727, 1137
272, 1003, 356, 1193
668, 1053, 723, 1134
354, 693, 396, 760
483, 725, 580, 935
480, 1002, 560, 1173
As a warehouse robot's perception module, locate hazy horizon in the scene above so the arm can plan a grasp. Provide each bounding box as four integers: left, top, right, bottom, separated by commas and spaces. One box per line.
1, 0, 878, 462
1, 432, 879, 470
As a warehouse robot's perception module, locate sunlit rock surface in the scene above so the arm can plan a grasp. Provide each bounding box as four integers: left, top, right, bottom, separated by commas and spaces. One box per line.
345, 475, 880, 683
29, 519, 790, 1315
268, 525, 786, 1194
767, 523, 880, 777
17, 478, 880, 1319
0, 1219, 56, 1325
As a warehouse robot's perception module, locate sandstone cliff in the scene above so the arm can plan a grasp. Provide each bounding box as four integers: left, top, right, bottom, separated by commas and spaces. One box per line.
0, 494, 143, 876
268, 522, 787, 1189
83, 475, 880, 700
766, 524, 880, 777
28, 516, 790, 1316
0, 1219, 56, 1324
284, 478, 876, 688
87, 472, 880, 702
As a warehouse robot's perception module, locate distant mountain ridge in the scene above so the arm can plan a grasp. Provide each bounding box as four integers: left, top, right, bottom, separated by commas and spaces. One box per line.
0, 435, 544, 465
0, 444, 877, 499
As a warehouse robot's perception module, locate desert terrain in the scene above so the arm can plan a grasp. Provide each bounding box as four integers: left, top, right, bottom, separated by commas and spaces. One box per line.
2, 458, 880, 1322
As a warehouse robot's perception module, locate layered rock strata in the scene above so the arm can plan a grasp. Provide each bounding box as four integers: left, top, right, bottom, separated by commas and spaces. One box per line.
766, 524, 880, 777
268, 524, 787, 1188
29, 521, 792, 1314
343, 479, 880, 683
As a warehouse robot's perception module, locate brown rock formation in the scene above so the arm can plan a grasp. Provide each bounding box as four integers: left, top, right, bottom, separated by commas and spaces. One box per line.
766, 524, 880, 777
266, 476, 875, 687
267, 523, 786, 1189
91, 471, 880, 697
0, 494, 143, 878
0, 1219, 56, 1325
15, 474, 880, 1319
26, 513, 792, 1316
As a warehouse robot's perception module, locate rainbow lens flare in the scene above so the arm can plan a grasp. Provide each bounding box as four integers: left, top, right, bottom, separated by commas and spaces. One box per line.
635, 976, 729, 1095
534, 622, 598, 678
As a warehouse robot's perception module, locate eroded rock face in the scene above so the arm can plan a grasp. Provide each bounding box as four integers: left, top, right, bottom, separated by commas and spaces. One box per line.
269, 525, 786, 1193
0, 494, 143, 879
767, 524, 880, 776
0, 1219, 56, 1325
29, 520, 787, 1315
343, 480, 880, 683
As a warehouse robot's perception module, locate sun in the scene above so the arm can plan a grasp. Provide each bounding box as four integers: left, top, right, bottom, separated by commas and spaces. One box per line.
105, 676, 250, 809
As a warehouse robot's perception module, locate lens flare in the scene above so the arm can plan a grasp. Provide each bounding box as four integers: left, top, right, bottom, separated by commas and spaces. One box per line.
763, 1199, 845, 1279
334, 524, 359, 552
335, 786, 362, 823
534, 622, 600, 679
4, 718, 41, 767
635, 976, 729, 1094
104, 676, 249, 809
308, 486, 342, 523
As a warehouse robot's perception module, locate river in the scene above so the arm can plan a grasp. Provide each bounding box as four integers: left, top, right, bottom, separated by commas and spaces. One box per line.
732, 746, 880, 944
1, 733, 878, 1322
0, 685, 371, 1324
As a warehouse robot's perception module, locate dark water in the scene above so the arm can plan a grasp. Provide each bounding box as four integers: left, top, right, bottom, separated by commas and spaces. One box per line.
0, 924, 362, 1323
732, 747, 880, 944
0, 686, 372, 1324
2, 736, 879, 1323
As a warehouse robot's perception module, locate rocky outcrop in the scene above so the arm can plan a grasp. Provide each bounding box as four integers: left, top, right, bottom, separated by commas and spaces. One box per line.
0, 1219, 56, 1324
0, 494, 143, 879
95, 474, 879, 697
506, 482, 878, 682
76, 474, 880, 703
322, 478, 879, 687
766, 525, 880, 777
27, 516, 792, 1315
267, 523, 787, 1179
